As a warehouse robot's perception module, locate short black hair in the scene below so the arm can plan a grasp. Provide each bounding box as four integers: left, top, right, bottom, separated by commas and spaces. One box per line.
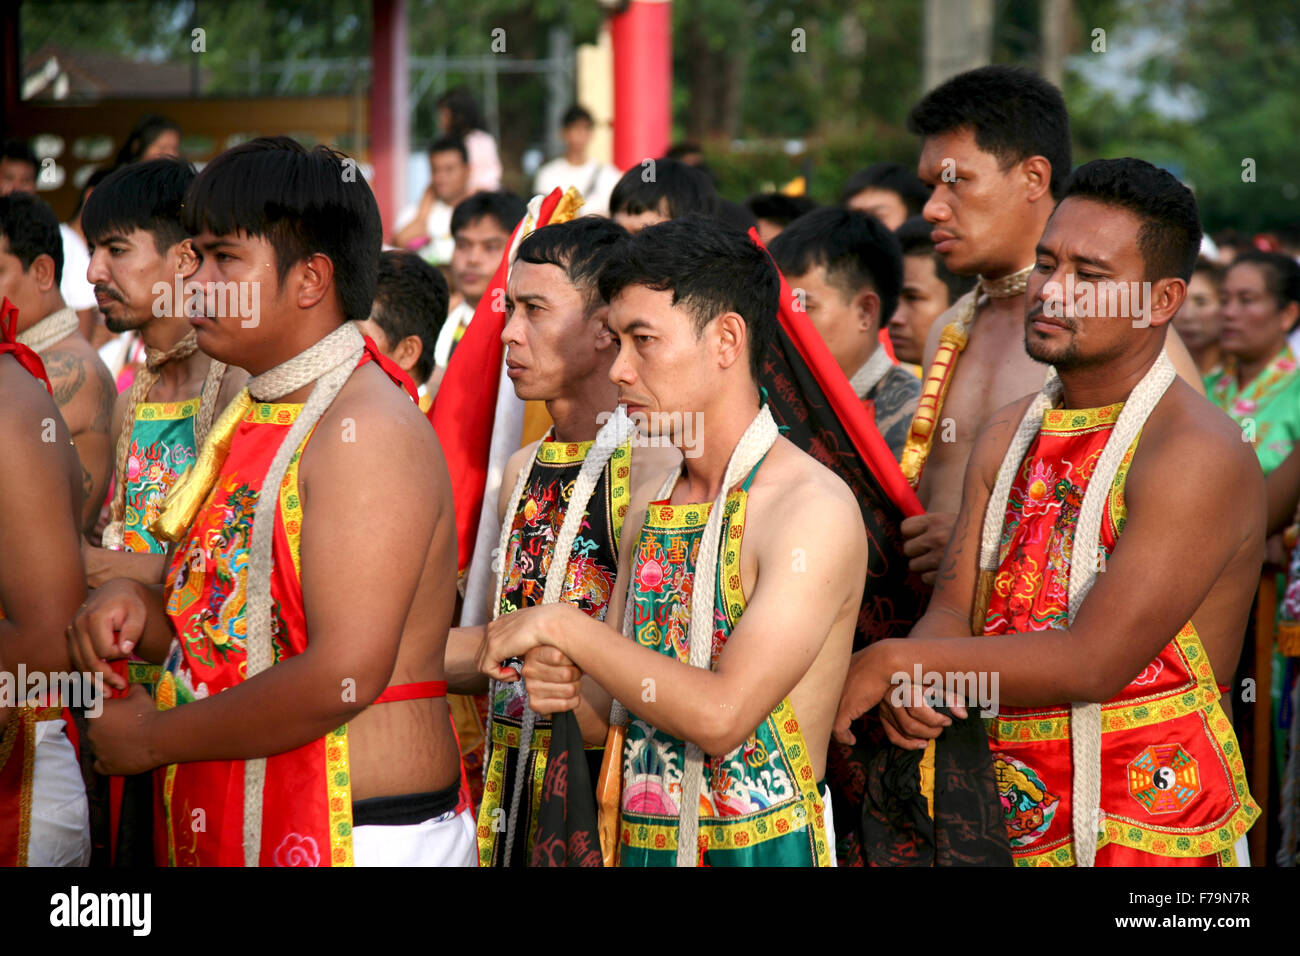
72, 167, 113, 219
84, 158, 195, 256
598, 213, 777, 379
183, 136, 381, 322
0, 192, 64, 285
895, 214, 976, 304
450, 191, 527, 238
114, 114, 181, 167
1229, 250, 1300, 311
1060, 158, 1202, 282
609, 157, 718, 220
428, 135, 468, 164
562, 105, 594, 128
840, 162, 930, 215
746, 193, 818, 229
769, 207, 903, 322
370, 250, 449, 383
1190, 257, 1223, 286
908, 65, 1072, 200
516, 216, 628, 309
1, 138, 38, 170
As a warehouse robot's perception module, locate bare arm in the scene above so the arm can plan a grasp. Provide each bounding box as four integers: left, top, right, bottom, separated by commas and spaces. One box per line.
490, 487, 867, 756
837, 416, 1263, 736
0, 375, 85, 677
119, 389, 441, 766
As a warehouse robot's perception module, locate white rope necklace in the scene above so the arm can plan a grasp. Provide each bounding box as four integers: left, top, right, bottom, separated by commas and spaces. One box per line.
608, 404, 779, 866
977, 350, 1176, 866
15, 306, 79, 354
489, 405, 634, 864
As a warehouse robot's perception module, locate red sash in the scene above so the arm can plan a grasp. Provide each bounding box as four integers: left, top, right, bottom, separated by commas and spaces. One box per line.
0, 297, 53, 394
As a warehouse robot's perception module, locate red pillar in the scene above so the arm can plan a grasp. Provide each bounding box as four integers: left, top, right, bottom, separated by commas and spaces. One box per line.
610, 0, 672, 172
370, 0, 408, 239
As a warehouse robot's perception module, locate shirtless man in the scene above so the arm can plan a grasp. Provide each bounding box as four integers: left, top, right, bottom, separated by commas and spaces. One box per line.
81, 158, 246, 586
900, 66, 1204, 583
836, 159, 1260, 866
67, 137, 469, 866
0, 336, 90, 867
0, 192, 115, 534
480, 216, 868, 866
442, 216, 679, 866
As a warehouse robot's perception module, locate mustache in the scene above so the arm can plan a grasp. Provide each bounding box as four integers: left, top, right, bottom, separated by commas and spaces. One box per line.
1027, 303, 1077, 330
93, 284, 124, 303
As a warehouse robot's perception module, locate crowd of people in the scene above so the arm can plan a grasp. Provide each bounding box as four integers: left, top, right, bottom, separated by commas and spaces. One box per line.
1, 64, 1297, 869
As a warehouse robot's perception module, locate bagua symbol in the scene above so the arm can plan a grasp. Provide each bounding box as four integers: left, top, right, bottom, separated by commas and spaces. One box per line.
152, 275, 262, 328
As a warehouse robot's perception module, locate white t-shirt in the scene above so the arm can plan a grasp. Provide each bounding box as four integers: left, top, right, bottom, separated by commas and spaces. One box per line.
533, 158, 622, 216
394, 199, 456, 266
59, 223, 96, 311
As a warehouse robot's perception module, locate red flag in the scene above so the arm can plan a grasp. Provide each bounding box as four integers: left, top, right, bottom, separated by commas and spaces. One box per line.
430, 188, 566, 573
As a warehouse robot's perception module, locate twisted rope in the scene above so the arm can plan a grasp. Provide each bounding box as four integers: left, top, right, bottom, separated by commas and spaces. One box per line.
495, 407, 634, 864
978, 351, 1176, 866
14, 306, 79, 354
239, 321, 366, 866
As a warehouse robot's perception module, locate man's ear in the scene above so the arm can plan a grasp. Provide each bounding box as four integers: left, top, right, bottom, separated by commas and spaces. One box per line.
175, 239, 199, 280
714, 311, 748, 371
295, 252, 333, 310
854, 288, 881, 336
393, 334, 423, 375
1145, 276, 1187, 329
31, 252, 58, 293
1021, 155, 1054, 204
590, 303, 614, 350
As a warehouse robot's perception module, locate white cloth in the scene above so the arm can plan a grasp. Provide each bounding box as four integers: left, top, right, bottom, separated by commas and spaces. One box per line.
434, 299, 475, 368
533, 158, 621, 217
822, 783, 837, 868
59, 224, 96, 311
464, 129, 502, 193
1233, 834, 1250, 867
26, 718, 91, 867
352, 808, 477, 866
395, 199, 455, 266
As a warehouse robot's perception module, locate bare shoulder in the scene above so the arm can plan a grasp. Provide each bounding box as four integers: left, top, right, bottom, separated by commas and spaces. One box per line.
750, 436, 863, 542
1133, 380, 1262, 507
309, 362, 441, 478
0, 358, 73, 467
43, 336, 114, 424
970, 392, 1039, 479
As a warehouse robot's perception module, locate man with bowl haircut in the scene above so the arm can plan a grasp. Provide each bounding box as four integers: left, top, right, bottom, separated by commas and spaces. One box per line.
480, 215, 868, 866
69, 138, 471, 866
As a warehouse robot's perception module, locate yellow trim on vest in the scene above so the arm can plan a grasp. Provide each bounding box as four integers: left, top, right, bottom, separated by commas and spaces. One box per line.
135, 397, 201, 421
